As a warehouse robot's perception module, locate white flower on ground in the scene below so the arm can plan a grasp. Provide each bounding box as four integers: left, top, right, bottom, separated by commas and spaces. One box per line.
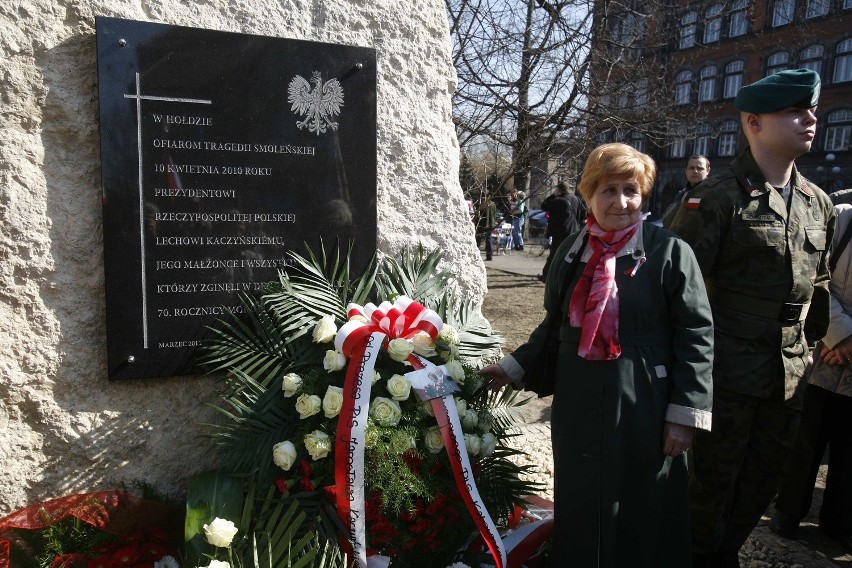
455, 398, 467, 416
295, 394, 322, 419
424, 426, 444, 454
464, 433, 482, 456
203, 517, 238, 548
272, 440, 298, 471
323, 350, 347, 372
365, 426, 380, 449
386, 374, 412, 401
445, 360, 465, 385
304, 430, 332, 460
153, 556, 179, 568
206, 561, 231, 568
387, 338, 414, 362
281, 372, 303, 398
322, 386, 344, 418
462, 409, 479, 431
480, 432, 498, 457
312, 314, 337, 343
410, 331, 437, 357
390, 430, 416, 454
370, 397, 402, 427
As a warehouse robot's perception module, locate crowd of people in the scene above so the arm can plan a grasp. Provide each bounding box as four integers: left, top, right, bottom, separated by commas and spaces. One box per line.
481, 68, 850, 567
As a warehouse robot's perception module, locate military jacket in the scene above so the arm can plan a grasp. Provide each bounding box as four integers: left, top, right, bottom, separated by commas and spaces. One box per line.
669, 147, 835, 401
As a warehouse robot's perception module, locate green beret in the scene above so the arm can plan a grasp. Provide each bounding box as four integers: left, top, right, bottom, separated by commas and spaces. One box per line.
735, 68, 820, 113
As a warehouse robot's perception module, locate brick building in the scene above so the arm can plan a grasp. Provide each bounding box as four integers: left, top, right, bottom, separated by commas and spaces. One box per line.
589, 0, 852, 214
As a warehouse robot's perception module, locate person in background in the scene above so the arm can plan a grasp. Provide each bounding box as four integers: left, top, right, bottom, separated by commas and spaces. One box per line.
484, 196, 498, 261
482, 143, 714, 567
508, 189, 526, 251
769, 201, 852, 553
661, 155, 711, 228
538, 181, 586, 282
668, 69, 834, 568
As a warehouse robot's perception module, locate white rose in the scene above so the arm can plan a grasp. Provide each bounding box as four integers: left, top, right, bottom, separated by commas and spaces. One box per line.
312, 315, 337, 343
370, 397, 402, 427
445, 361, 465, 385
386, 374, 412, 401
206, 562, 231, 568
295, 393, 322, 419
323, 350, 347, 372
438, 324, 459, 345
203, 517, 238, 548
464, 433, 482, 456
322, 386, 344, 418
272, 440, 298, 471
424, 426, 444, 454
365, 427, 380, 449
390, 430, 416, 454
304, 430, 332, 460
421, 401, 436, 417
462, 409, 479, 431
410, 331, 437, 357
387, 338, 414, 362
372, 370, 381, 384
480, 432, 498, 457
281, 373, 303, 398
455, 398, 467, 416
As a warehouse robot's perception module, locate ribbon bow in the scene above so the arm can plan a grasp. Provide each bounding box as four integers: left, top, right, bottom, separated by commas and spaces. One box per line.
335, 296, 442, 356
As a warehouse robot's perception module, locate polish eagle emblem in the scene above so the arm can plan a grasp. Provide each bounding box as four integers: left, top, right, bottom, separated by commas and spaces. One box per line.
287, 71, 344, 135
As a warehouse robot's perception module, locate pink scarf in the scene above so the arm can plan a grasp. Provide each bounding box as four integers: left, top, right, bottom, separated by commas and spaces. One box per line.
568, 218, 640, 360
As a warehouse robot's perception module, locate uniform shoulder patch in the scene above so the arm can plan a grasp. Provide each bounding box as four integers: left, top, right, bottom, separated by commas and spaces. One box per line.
685, 197, 702, 209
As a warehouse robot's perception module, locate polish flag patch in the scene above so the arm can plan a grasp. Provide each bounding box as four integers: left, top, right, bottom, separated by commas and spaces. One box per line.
685, 197, 702, 209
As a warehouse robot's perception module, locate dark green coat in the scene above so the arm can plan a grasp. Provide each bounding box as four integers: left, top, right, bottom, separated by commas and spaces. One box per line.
506, 222, 714, 567
668, 147, 835, 401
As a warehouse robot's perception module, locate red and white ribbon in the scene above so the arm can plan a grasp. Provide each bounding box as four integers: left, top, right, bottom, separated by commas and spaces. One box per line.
333, 297, 442, 568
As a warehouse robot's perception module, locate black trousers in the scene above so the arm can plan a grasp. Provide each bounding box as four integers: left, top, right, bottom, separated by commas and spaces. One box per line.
774, 383, 852, 535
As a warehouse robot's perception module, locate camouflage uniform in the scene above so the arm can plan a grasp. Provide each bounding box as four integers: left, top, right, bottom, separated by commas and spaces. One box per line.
669, 146, 835, 561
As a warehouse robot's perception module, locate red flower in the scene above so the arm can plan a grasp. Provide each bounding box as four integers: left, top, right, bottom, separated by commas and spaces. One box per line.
428, 461, 444, 475
410, 518, 431, 535
299, 459, 313, 478
322, 485, 337, 501
110, 544, 141, 565
425, 493, 449, 516
402, 451, 423, 474
276, 478, 290, 495
298, 477, 315, 492
50, 553, 87, 568
86, 555, 111, 568
370, 517, 398, 545
507, 504, 523, 529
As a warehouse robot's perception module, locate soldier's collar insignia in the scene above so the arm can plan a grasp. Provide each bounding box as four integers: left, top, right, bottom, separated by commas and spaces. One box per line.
745, 176, 765, 197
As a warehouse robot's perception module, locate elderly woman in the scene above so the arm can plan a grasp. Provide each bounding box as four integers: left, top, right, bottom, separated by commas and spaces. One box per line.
483, 143, 713, 567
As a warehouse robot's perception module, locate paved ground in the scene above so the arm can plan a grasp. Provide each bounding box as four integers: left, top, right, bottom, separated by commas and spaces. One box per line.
481, 244, 852, 567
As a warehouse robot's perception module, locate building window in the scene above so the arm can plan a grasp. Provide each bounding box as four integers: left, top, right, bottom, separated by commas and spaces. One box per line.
834, 39, 852, 83
766, 51, 791, 76
679, 11, 697, 49
670, 138, 687, 158
799, 44, 824, 75
729, 0, 750, 37
723, 60, 745, 98
845, 0, 852, 9
772, 0, 796, 26
825, 109, 852, 151
806, 0, 829, 17
704, 4, 723, 43
694, 123, 713, 156
631, 132, 646, 152
718, 120, 739, 156
698, 66, 718, 102
675, 70, 693, 105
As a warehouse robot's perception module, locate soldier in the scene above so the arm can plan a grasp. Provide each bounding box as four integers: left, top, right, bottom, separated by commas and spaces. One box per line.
669, 69, 835, 568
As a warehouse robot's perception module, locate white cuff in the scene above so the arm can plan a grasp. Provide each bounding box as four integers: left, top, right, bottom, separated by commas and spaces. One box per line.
497, 355, 526, 386
665, 403, 712, 431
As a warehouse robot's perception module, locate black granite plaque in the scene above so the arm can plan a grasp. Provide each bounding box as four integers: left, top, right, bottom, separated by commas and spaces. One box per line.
96, 17, 377, 379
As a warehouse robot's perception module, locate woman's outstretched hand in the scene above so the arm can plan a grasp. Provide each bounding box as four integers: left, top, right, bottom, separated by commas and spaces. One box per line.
480, 364, 516, 391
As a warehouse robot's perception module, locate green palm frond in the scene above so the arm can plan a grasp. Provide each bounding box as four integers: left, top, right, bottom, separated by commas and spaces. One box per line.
480, 385, 534, 436
204, 370, 297, 481
442, 297, 503, 363
376, 244, 453, 304
265, 242, 377, 341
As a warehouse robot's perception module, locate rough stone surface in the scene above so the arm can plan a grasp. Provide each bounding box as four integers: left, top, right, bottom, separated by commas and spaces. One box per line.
0, 1, 482, 514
